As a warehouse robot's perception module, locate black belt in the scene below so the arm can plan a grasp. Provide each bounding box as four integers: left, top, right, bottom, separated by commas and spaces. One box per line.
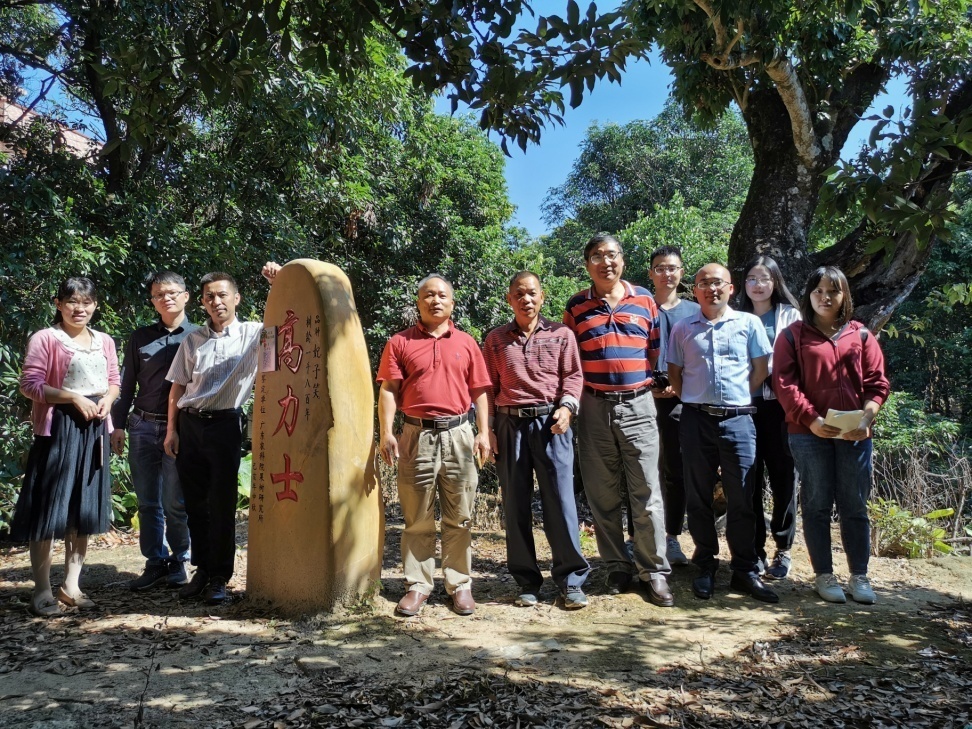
403, 412, 471, 430
584, 386, 649, 402
496, 403, 556, 418
683, 403, 757, 417
182, 407, 244, 419
133, 406, 167, 423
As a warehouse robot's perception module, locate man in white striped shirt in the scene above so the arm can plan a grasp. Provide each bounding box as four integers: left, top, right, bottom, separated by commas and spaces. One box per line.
164, 264, 279, 605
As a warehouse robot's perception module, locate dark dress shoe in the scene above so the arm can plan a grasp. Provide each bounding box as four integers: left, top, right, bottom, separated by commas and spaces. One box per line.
730, 571, 780, 603
605, 571, 632, 595
178, 569, 209, 600
203, 579, 228, 605
643, 575, 675, 607
395, 590, 428, 617
692, 567, 718, 599
451, 588, 476, 616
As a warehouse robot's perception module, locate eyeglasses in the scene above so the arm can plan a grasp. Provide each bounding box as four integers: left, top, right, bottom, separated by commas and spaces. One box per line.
694, 279, 730, 291
653, 265, 683, 275
589, 251, 621, 265
745, 277, 772, 286
150, 290, 186, 302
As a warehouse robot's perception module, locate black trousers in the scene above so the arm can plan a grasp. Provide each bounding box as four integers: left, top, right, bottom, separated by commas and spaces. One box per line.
680, 406, 759, 574
654, 396, 686, 536
751, 397, 798, 560
176, 411, 243, 581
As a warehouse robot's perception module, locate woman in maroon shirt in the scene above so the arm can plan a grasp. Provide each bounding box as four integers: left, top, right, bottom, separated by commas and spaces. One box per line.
773, 266, 890, 606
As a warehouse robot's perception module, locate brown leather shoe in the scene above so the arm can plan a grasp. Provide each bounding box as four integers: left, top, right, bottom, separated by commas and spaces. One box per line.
645, 575, 675, 607
451, 587, 475, 616
395, 590, 428, 617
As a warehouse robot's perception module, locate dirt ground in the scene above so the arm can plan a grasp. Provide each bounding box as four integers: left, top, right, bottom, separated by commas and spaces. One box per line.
1, 508, 971, 728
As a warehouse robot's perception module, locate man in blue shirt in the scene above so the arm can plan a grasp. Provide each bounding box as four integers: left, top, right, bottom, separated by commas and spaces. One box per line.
667, 263, 778, 603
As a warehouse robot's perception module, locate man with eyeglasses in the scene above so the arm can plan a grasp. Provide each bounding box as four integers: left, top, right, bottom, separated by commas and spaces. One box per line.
648, 246, 701, 568
666, 263, 778, 603
563, 234, 673, 607
163, 265, 280, 605
111, 271, 197, 591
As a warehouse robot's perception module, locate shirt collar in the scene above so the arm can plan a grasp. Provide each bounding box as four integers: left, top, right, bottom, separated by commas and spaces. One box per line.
587, 280, 635, 301
206, 317, 241, 338
507, 316, 550, 338
689, 305, 740, 325
416, 319, 455, 337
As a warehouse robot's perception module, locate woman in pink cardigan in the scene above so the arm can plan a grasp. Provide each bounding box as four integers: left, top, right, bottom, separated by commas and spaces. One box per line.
11, 277, 120, 617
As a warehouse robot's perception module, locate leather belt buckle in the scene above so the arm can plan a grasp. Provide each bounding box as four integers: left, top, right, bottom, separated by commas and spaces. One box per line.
433, 418, 453, 430
706, 405, 728, 417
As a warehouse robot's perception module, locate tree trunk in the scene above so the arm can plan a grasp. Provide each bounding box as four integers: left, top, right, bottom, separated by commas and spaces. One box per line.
727, 89, 820, 288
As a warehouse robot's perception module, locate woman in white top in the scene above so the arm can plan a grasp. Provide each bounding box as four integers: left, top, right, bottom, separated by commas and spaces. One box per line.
12, 277, 120, 617
737, 255, 801, 580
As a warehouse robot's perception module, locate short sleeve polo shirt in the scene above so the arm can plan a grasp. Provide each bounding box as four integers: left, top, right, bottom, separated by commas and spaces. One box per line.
376, 320, 492, 418
562, 281, 660, 392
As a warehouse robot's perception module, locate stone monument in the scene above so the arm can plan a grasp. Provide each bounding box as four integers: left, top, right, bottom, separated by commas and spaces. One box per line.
247, 259, 382, 612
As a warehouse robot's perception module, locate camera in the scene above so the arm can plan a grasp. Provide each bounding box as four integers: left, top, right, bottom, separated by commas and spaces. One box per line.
651, 371, 670, 390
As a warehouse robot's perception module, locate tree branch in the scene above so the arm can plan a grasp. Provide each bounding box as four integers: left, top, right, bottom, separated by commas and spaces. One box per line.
763, 55, 821, 168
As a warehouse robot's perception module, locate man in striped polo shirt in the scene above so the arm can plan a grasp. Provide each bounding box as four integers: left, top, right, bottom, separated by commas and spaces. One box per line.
563, 234, 673, 607
484, 271, 590, 609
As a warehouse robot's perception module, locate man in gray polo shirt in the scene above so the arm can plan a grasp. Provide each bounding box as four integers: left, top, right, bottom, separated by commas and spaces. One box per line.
164, 264, 279, 605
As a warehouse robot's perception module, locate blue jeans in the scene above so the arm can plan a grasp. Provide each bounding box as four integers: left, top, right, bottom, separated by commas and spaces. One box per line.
788, 434, 872, 575
128, 413, 190, 566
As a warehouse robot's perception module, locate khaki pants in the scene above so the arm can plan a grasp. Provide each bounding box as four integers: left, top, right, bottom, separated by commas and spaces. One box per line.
397, 421, 478, 595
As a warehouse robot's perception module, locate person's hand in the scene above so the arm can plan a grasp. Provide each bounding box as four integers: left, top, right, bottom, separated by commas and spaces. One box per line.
809, 417, 842, 439
95, 396, 113, 420
488, 430, 499, 461
72, 394, 100, 421
163, 430, 179, 458
379, 432, 399, 466
110, 430, 126, 456
652, 385, 676, 399
841, 415, 872, 441
550, 406, 572, 434
473, 431, 491, 467
262, 261, 282, 284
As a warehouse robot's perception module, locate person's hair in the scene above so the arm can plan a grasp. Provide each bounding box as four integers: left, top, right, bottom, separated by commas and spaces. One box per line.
649, 245, 683, 267
53, 276, 98, 324
584, 233, 623, 261
738, 255, 799, 312
417, 273, 454, 298
199, 271, 238, 295
508, 270, 541, 290
800, 266, 854, 325
148, 270, 186, 291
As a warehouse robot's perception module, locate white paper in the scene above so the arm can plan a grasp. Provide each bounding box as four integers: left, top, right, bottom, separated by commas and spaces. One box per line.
824, 408, 864, 436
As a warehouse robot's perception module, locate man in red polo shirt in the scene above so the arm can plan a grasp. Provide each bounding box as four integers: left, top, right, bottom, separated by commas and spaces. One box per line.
377, 274, 492, 618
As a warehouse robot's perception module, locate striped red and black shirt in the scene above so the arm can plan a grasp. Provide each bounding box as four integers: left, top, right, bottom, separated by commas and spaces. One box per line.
482, 317, 583, 416
563, 281, 660, 392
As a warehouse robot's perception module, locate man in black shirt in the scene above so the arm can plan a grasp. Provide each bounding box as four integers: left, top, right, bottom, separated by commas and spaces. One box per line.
111, 271, 199, 590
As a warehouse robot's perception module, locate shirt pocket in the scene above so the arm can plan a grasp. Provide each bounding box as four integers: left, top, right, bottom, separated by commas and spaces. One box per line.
535, 340, 562, 371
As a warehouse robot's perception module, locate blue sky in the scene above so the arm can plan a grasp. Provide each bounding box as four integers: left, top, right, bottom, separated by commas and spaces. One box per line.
438, 55, 910, 239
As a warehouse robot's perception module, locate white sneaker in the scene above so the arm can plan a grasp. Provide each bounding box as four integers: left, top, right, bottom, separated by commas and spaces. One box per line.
814, 573, 846, 603
848, 574, 876, 604
666, 536, 689, 566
